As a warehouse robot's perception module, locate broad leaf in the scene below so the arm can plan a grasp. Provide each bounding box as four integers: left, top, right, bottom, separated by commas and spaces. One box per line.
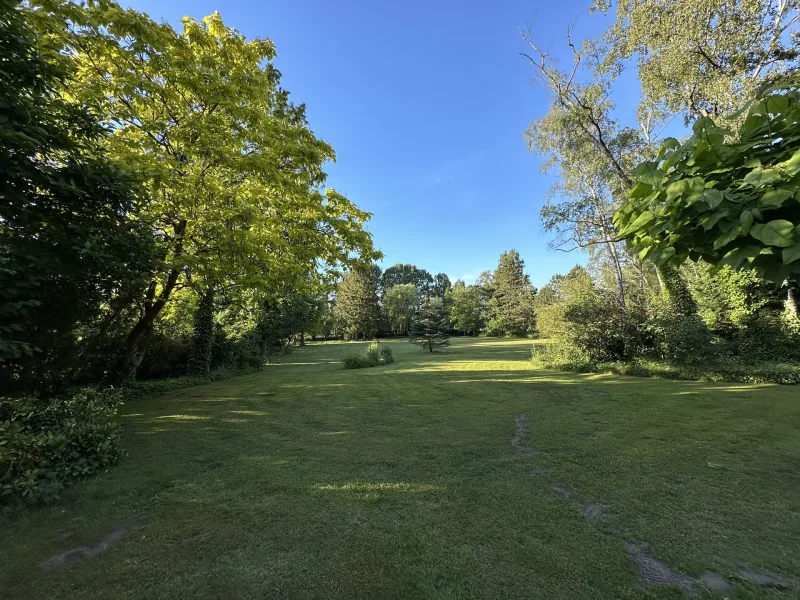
750, 220, 795, 247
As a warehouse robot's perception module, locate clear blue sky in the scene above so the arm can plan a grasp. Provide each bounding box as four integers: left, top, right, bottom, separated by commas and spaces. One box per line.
124, 0, 631, 288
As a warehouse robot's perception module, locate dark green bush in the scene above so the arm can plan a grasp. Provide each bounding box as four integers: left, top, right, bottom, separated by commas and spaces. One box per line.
119, 366, 261, 402
0, 388, 125, 503
532, 344, 800, 384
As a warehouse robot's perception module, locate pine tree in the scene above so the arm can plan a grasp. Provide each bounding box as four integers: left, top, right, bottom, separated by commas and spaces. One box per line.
486, 250, 537, 336
409, 296, 450, 352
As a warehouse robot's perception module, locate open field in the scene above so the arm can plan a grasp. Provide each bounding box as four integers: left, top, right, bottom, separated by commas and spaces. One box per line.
2, 338, 798, 599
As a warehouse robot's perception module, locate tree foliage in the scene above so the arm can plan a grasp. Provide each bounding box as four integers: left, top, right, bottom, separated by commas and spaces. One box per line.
599, 0, 800, 121
381, 264, 434, 296
615, 87, 800, 284
31, 0, 379, 375
485, 250, 537, 336
445, 281, 483, 335
335, 269, 380, 340
0, 0, 154, 393
382, 284, 419, 335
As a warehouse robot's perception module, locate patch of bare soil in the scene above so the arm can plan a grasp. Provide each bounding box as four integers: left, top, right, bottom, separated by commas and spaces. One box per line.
39, 515, 147, 569
624, 541, 698, 597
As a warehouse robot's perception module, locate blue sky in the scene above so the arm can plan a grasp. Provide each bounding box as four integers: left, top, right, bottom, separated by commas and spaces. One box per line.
124, 0, 630, 288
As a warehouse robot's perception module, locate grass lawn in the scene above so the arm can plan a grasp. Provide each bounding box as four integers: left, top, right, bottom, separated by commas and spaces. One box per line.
2, 338, 798, 599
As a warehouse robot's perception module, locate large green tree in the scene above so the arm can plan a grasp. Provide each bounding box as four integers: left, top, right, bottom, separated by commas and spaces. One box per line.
381, 264, 434, 296
486, 250, 537, 336
334, 269, 380, 340
0, 0, 154, 393
382, 284, 419, 335
600, 0, 800, 122
445, 281, 483, 335
33, 1, 378, 376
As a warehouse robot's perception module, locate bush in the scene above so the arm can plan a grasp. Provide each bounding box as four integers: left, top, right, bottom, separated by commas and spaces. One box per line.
0, 388, 125, 503
342, 342, 394, 369
379, 344, 394, 364
532, 344, 800, 384
119, 366, 261, 402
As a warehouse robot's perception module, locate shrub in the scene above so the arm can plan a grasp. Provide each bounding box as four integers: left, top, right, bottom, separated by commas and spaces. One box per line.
119, 366, 261, 402
342, 342, 394, 369
0, 388, 125, 503
379, 344, 394, 364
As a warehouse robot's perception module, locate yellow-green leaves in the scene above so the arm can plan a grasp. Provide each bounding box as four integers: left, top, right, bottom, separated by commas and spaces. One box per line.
39, 0, 379, 297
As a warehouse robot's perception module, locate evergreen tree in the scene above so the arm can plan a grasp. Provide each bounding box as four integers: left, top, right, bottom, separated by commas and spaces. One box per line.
334, 268, 380, 340
486, 250, 537, 336
409, 296, 450, 352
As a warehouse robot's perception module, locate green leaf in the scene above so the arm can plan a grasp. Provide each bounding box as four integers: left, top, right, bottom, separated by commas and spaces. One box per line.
720, 245, 761, 269
750, 219, 796, 247
713, 226, 742, 250
649, 246, 676, 265
629, 182, 654, 199
743, 157, 761, 168
783, 242, 800, 265
620, 210, 655, 236
740, 210, 754, 235
781, 149, 800, 176
760, 188, 793, 208
631, 162, 661, 185
743, 167, 782, 187
702, 188, 724, 209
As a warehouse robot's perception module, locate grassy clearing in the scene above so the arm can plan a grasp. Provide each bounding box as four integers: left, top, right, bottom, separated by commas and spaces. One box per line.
1, 338, 798, 599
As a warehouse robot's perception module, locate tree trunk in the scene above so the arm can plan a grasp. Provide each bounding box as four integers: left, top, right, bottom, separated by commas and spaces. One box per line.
187, 288, 215, 376
299, 332, 305, 346
117, 220, 186, 380
657, 263, 697, 316
784, 280, 798, 316
606, 241, 627, 313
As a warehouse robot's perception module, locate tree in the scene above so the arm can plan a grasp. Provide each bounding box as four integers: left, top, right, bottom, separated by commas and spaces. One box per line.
0, 0, 154, 393
600, 0, 800, 123
382, 284, 419, 335
381, 264, 434, 296
432, 273, 452, 299
446, 281, 483, 335
334, 269, 380, 340
409, 297, 450, 352
35, 2, 379, 377
486, 250, 537, 336
614, 87, 800, 313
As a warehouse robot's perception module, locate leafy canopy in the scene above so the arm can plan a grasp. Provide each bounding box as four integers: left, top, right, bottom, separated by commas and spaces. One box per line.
34, 0, 379, 293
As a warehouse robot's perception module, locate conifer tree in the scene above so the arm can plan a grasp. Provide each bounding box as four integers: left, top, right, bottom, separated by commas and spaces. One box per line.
409, 297, 450, 352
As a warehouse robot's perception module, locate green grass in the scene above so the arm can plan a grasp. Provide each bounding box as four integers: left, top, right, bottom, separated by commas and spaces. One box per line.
1, 338, 798, 599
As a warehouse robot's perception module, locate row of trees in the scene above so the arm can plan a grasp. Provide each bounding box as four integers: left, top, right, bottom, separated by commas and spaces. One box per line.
333, 251, 538, 340
522, 0, 800, 369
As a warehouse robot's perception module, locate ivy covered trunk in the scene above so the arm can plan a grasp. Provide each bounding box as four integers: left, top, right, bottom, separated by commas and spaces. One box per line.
658, 263, 697, 317
785, 280, 799, 316
188, 288, 215, 376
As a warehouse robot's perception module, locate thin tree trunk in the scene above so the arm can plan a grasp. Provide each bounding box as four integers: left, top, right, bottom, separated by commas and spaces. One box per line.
784, 280, 798, 316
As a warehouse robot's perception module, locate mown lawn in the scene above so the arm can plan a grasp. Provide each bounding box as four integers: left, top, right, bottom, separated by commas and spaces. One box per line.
2, 338, 798, 599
